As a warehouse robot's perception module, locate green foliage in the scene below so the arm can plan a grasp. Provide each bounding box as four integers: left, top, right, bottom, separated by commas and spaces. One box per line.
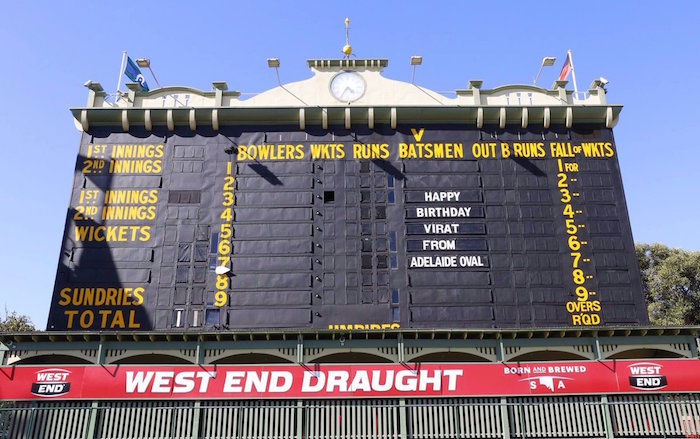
0, 309, 35, 332
637, 243, 700, 325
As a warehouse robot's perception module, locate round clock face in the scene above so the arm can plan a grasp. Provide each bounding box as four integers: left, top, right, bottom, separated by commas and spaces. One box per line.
330, 71, 366, 102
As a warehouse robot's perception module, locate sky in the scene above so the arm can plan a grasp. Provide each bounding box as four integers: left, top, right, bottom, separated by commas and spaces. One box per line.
1, 1, 699, 329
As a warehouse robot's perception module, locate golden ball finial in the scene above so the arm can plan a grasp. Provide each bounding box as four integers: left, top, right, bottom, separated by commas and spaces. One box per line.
342, 44, 352, 56
345, 17, 350, 27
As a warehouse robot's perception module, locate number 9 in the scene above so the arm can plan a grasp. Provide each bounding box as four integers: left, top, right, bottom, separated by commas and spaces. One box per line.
214, 291, 227, 307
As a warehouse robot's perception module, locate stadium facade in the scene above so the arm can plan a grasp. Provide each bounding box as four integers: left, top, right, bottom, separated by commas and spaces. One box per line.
2, 56, 700, 438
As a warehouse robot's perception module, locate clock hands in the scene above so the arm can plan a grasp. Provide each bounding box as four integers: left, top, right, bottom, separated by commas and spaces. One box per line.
341, 86, 353, 100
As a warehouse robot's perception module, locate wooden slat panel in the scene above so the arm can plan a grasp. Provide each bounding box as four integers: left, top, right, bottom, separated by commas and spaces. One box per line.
303, 400, 399, 439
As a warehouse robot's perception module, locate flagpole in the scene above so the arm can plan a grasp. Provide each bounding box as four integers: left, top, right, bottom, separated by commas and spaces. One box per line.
568, 49, 579, 97
115, 51, 127, 101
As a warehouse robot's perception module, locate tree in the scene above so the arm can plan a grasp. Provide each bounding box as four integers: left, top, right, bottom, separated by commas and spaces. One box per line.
0, 309, 35, 332
636, 243, 700, 325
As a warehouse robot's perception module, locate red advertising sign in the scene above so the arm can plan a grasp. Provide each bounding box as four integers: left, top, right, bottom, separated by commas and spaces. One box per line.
1, 360, 698, 401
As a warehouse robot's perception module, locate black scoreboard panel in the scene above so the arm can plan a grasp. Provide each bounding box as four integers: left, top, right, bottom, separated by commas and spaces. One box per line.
47, 125, 648, 331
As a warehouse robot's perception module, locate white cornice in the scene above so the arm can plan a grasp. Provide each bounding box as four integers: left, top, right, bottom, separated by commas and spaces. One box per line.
72, 58, 617, 132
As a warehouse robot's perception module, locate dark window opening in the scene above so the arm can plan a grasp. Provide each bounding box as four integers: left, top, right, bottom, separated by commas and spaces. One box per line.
168, 190, 201, 204
391, 289, 400, 304
324, 191, 335, 203
210, 233, 219, 253
361, 207, 371, 219
205, 309, 220, 326
176, 265, 189, 283
377, 271, 388, 286
362, 271, 373, 286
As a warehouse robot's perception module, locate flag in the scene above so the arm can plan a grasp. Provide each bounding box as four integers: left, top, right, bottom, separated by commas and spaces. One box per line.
558, 52, 572, 81
124, 56, 150, 91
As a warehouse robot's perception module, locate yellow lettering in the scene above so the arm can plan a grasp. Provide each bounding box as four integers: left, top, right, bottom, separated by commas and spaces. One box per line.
133, 288, 144, 305
106, 288, 117, 306
108, 159, 162, 174
550, 142, 575, 158
411, 128, 424, 142
352, 143, 389, 159
64, 310, 78, 328
99, 310, 111, 328
111, 310, 125, 329
59, 287, 147, 307
128, 310, 141, 329
311, 143, 345, 159
237, 145, 249, 161
326, 323, 401, 330
111, 144, 164, 159
79, 310, 94, 329
472, 142, 497, 159
84, 288, 95, 305
512, 142, 545, 158
397, 143, 463, 159
235, 144, 305, 161
501, 143, 511, 159
59, 288, 71, 306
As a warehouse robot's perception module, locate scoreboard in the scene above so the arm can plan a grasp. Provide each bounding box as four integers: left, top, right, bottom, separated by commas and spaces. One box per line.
47, 125, 648, 331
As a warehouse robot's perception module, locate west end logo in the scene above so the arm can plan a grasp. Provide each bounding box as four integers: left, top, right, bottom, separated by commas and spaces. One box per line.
30, 368, 72, 397
628, 362, 667, 390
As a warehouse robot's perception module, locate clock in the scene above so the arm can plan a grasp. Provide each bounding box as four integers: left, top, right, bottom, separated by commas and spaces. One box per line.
330, 71, 366, 103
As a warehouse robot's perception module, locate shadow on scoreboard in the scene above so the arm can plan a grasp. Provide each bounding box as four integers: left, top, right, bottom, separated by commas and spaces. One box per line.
248, 163, 283, 185
371, 159, 405, 180
512, 157, 545, 176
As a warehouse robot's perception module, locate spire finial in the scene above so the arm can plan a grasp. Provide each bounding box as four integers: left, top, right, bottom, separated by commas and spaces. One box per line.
342, 18, 352, 58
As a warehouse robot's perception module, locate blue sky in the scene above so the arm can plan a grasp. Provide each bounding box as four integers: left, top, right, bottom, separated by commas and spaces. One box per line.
1, 1, 698, 328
